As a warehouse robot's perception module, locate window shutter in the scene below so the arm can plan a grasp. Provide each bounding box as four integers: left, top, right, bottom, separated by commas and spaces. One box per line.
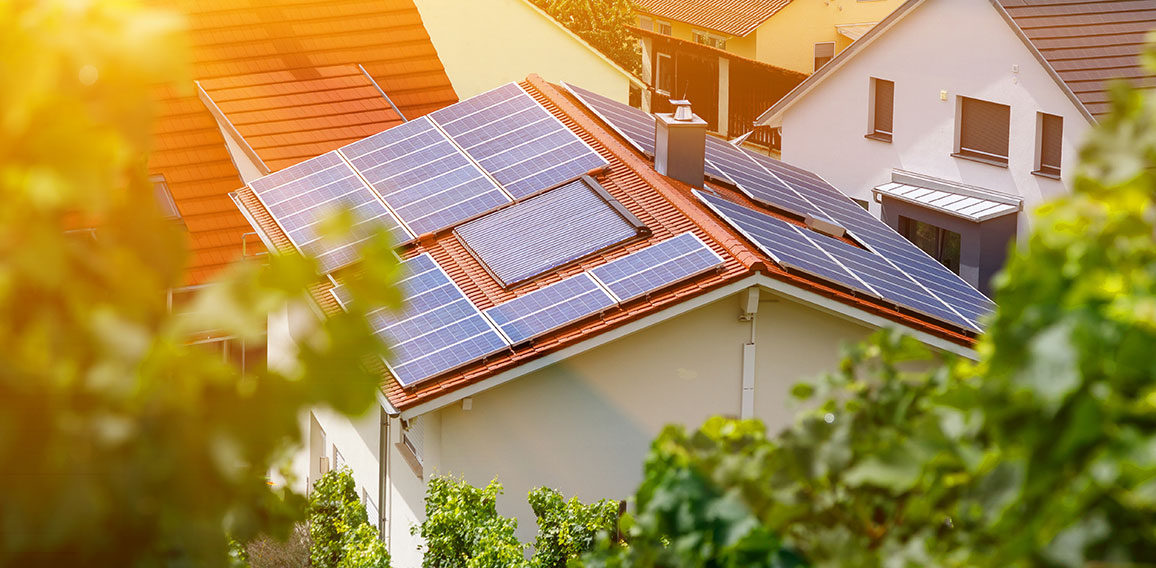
873, 79, 894, 135
1040, 113, 1063, 173
960, 97, 1010, 162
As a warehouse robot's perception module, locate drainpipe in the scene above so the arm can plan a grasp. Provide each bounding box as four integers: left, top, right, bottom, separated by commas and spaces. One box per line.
739, 288, 759, 419
378, 407, 389, 547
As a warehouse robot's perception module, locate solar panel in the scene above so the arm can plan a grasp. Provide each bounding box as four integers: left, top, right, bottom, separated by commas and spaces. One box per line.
590, 232, 724, 303
248, 151, 412, 274
704, 137, 823, 218
696, 191, 877, 298
485, 273, 617, 344
454, 177, 645, 286
811, 236, 978, 330
431, 83, 608, 199
340, 116, 511, 236
562, 81, 656, 157
742, 152, 992, 326
370, 254, 509, 387
330, 283, 351, 310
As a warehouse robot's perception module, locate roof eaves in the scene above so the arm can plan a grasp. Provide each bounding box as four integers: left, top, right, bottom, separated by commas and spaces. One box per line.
755, 0, 926, 127
987, 0, 1097, 125
195, 80, 272, 176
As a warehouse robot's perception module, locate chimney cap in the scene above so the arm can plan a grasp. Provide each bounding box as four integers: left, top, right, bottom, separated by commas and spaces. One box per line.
669, 99, 695, 121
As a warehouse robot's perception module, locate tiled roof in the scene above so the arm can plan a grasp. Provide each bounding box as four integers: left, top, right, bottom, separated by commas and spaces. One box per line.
999, 0, 1156, 118
198, 64, 406, 172
234, 74, 976, 412
634, 0, 793, 37
149, 0, 456, 285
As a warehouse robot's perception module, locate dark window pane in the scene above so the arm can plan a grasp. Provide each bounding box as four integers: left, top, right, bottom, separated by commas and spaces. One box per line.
656, 54, 673, 94
899, 215, 961, 275
940, 228, 961, 274
959, 97, 1010, 163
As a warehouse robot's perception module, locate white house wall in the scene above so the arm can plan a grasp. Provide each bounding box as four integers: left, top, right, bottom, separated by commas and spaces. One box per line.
779, 0, 1090, 235
392, 288, 874, 558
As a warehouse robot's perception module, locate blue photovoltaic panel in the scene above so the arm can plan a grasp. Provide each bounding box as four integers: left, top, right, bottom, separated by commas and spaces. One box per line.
811, 236, 977, 330
590, 232, 724, 303
330, 283, 351, 310
696, 191, 876, 297
370, 254, 509, 387
485, 273, 617, 344
454, 178, 642, 286
431, 83, 608, 199
249, 151, 412, 274
562, 81, 656, 157
704, 137, 823, 218
340, 116, 510, 236
743, 152, 992, 326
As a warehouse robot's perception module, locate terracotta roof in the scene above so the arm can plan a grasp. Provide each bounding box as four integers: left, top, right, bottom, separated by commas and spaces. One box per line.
149, 0, 456, 285
197, 64, 406, 172
234, 74, 977, 412
999, 0, 1156, 119
634, 0, 793, 37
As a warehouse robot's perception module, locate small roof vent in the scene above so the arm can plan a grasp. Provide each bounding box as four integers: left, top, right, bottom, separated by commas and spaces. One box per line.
670, 99, 695, 121
804, 214, 846, 239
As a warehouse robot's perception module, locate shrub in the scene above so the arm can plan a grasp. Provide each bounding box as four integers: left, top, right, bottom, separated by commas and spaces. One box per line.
309, 469, 389, 568
528, 487, 619, 568
414, 475, 526, 568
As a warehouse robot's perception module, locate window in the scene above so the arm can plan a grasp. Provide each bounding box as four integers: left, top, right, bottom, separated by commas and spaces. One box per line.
655, 52, 674, 95
899, 216, 961, 274
150, 174, 181, 220
657, 20, 672, 35
402, 418, 424, 465
813, 42, 835, 71
637, 16, 653, 31
1034, 112, 1063, 178
867, 78, 894, 142
955, 96, 1010, 166
692, 30, 727, 50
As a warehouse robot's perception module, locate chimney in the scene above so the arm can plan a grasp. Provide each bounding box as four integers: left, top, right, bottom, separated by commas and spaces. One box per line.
654, 99, 707, 188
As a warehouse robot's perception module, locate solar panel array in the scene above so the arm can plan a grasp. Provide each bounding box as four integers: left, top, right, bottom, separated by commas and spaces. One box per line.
431, 83, 608, 199
369, 254, 509, 388
248, 151, 412, 273
590, 233, 724, 303
485, 273, 617, 344
565, 87, 993, 330
340, 116, 510, 236
562, 82, 656, 157
455, 178, 643, 286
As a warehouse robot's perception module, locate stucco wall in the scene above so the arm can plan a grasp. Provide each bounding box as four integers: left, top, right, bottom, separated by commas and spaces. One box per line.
413, 0, 633, 101
754, 0, 905, 74
399, 288, 874, 554
778, 0, 1089, 234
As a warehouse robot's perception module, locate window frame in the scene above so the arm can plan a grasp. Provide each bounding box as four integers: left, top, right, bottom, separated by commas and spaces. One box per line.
953, 96, 1011, 167
813, 41, 836, 71
656, 20, 672, 35
637, 15, 654, 31
866, 77, 894, 143
655, 52, 674, 96
1033, 111, 1063, 179
692, 29, 727, 50
150, 174, 182, 221
898, 215, 962, 275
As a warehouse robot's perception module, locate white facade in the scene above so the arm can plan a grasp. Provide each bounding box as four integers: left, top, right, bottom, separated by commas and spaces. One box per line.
278, 277, 975, 567
770, 0, 1091, 236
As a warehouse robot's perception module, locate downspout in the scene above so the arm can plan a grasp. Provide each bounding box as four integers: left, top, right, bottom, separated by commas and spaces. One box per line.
379, 407, 390, 547
739, 288, 759, 419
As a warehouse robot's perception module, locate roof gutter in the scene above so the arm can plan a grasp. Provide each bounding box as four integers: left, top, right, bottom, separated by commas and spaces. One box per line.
755, 0, 926, 128
987, 0, 1096, 124
397, 273, 979, 419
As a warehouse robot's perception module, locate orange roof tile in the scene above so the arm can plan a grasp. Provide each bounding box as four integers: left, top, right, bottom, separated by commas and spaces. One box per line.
634, 0, 793, 37
149, 0, 457, 285
235, 74, 977, 412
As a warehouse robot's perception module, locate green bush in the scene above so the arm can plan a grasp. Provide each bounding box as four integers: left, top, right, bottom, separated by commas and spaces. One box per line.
528, 487, 619, 568
414, 475, 526, 568
309, 469, 389, 568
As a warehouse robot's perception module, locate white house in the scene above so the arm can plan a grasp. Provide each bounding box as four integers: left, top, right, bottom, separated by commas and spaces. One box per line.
235, 75, 991, 567
755, 0, 1156, 294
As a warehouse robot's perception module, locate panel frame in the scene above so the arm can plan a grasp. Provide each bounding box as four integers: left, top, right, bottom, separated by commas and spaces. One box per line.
589, 232, 726, 304
483, 272, 618, 345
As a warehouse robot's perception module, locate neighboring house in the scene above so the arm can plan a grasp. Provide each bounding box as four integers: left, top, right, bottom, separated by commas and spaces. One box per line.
234, 73, 992, 567
755, 0, 1156, 295
630, 0, 905, 146
413, 0, 644, 101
